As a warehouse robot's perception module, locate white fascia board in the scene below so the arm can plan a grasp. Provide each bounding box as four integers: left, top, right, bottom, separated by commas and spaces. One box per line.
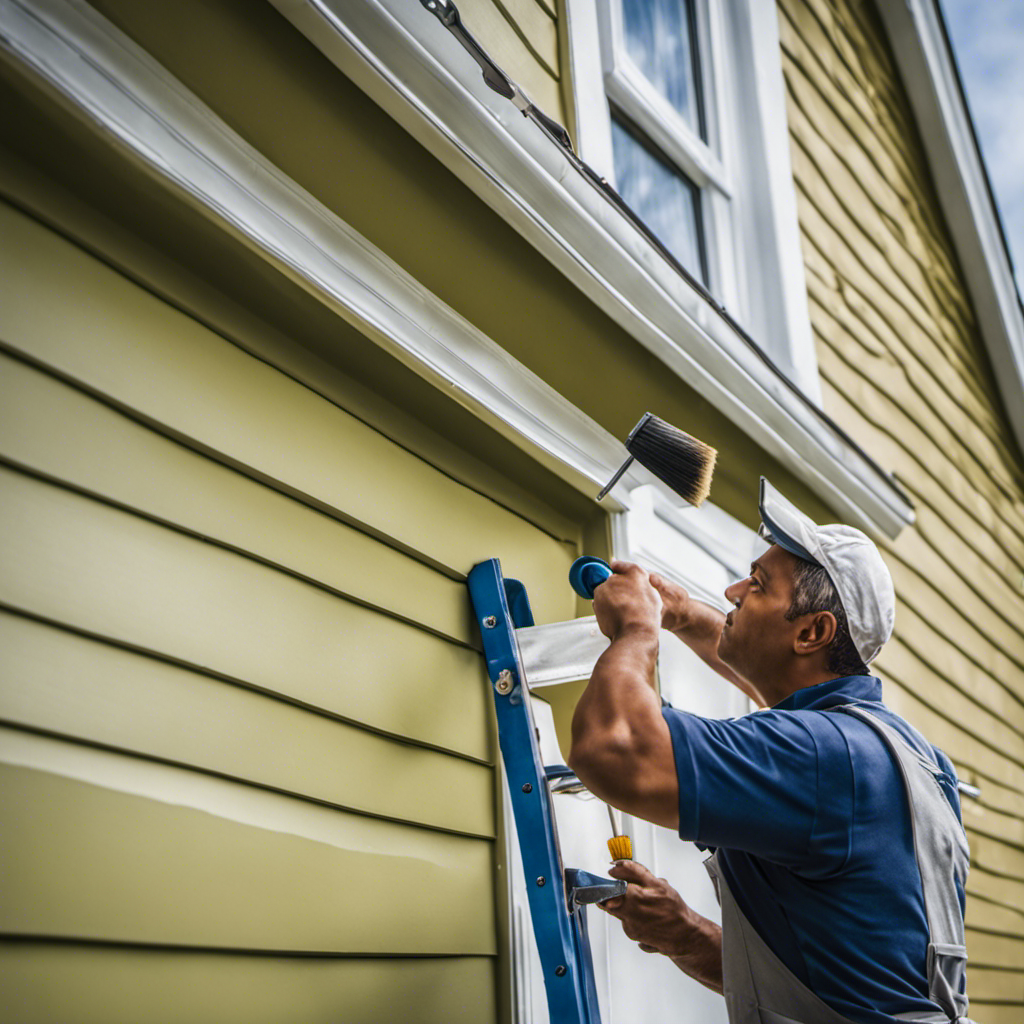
0, 0, 640, 509
877, 0, 1024, 457
268, 0, 913, 538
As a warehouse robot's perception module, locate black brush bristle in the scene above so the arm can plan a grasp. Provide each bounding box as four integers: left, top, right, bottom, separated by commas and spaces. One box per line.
625, 413, 717, 506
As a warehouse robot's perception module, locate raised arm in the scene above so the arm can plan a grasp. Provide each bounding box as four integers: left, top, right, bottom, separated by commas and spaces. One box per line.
567, 562, 680, 830
649, 571, 767, 709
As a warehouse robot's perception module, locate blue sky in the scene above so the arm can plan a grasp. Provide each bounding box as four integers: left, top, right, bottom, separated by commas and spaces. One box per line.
940, 0, 1024, 297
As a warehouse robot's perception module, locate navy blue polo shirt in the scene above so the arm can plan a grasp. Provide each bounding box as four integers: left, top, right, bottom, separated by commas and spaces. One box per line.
662, 675, 965, 1024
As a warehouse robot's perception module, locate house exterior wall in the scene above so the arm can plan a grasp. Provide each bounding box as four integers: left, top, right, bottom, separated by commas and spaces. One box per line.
777, 0, 1024, 1017
0, 180, 577, 1020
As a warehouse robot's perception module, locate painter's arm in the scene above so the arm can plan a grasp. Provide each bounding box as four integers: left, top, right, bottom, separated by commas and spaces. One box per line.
567, 562, 679, 830
649, 571, 766, 709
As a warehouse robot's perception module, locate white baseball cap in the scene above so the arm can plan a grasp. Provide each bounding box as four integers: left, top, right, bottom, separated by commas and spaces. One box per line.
757, 477, 895, 665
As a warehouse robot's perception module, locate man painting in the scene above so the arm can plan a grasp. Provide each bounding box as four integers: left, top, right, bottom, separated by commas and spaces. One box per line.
568, 478, 972, 1024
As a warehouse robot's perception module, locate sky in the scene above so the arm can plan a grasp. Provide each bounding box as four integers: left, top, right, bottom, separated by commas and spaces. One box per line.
939, 0, 1024, 298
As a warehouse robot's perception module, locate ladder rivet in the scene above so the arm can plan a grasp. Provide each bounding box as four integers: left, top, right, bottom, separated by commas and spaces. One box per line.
555, 965, 567, 976
494, 669, 514, 694
522, 783, 533, 793
536, 876, 546, 887
482, 615, 498, 628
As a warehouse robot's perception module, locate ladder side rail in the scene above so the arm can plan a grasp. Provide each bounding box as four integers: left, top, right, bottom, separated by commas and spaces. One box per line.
468, 558, 595, 1024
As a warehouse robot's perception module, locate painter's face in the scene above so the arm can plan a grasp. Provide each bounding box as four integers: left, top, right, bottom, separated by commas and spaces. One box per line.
718, 543, 799, 679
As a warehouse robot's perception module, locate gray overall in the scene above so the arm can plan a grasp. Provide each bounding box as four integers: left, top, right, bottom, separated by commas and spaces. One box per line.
705, 705, 974, 1024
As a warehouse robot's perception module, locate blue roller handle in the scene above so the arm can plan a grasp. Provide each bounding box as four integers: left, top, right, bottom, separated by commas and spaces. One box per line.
569, 556, 613, 600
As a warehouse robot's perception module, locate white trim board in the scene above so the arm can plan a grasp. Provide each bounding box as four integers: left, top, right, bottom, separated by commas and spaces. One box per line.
267, 0, 912, 539
0, 0, 910, 536
0, 0, 652, 510
877, 0, 1024, 458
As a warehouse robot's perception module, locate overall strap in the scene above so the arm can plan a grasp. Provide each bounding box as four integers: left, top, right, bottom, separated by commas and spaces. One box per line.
830, 705, 972, 1024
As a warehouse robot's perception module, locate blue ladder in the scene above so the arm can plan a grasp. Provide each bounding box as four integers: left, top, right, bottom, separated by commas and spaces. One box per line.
468, 558, 625, 1024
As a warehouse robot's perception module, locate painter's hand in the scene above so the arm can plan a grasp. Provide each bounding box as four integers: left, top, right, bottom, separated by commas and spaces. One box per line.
592, 561, 662, 641
648, 573, 693, 634
598, 860, 695, 957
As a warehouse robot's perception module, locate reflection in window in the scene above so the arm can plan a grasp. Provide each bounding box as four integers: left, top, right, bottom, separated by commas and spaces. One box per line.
611, 115, 707, 284
621, 0, 704, 138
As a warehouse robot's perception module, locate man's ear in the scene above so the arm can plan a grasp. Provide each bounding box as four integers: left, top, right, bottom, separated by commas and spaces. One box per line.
793, 611, 837, 657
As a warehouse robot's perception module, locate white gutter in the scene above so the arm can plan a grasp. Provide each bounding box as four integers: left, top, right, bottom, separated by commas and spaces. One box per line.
877, 0, 1024, 458
268, 0, 914, 538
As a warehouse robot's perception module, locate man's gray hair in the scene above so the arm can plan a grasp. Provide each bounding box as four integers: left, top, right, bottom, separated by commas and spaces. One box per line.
783, 550, 869, 678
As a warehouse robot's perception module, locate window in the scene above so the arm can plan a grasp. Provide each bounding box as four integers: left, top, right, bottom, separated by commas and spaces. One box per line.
564, 0, 820, 393
599, 0, 732, 296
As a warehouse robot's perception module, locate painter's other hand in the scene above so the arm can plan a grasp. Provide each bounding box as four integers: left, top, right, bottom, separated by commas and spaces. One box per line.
592, 561, 662, 641
648, 572, 692, 634
597, 860, 695, 957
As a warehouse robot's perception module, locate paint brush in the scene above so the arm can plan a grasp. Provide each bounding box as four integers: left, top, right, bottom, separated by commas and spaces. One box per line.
607, 805, 632, 862
597, 412, 717, 505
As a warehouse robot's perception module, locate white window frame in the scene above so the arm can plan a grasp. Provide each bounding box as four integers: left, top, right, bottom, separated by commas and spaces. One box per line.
565, 0, 820, 398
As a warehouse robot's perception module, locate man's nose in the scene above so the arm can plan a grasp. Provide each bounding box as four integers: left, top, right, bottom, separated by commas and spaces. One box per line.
724, 579, 744, 606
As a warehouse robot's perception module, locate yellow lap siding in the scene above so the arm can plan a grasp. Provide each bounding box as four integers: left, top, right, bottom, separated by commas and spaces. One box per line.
0, 945, 497, 1024
0, 201, 575, 625
460, 0, 560, 81
0, 466, 491, 762
0, 613, 493, 838
0, 350, 470, 647
0, 736, 495, 954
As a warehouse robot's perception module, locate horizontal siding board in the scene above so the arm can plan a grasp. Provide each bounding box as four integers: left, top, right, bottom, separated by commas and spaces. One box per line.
0, 465, 492, 762
779, 0, 962, 289
437, 0, 560, 98
959, 1005, 1024, 1024
880, 678, 1024, 798
964, 928, 1024, 972
0, 944, 497, 1024
881, 638, 1024, 764
957, 771, 1024, 824
788, 132, 986, 397
0, 613, 494, 838
0, 733, 496, 954
0, 350, 470, 646
778, 7, 971, 325
967, 830, 1024, 886
804, 259, 1021, 510
967, 864, 1024, 920
887, 611, 1024, 740
793, 174, 1000, 436
966, 968, 1024, 1007
961, 791, 1024, 852
463, 0, 559, 77
808, 283, 1024, 538
966, 894, 1024, 941
785, 102, 969, 375
0, 202, 576, 626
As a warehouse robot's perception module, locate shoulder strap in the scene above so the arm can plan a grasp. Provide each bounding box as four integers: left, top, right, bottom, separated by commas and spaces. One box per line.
829, 704, 971, 1023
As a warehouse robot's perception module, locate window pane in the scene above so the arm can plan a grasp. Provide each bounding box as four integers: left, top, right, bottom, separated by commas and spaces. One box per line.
620, 0, 704, 137
611, 116, 707, 283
